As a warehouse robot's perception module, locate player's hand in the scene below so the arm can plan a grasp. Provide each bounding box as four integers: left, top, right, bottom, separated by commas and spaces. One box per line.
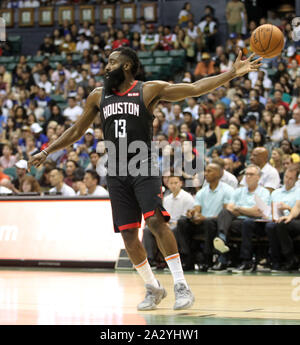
276, 215, 293, 224
232, 50, 263, 77
28, 152, 47, 170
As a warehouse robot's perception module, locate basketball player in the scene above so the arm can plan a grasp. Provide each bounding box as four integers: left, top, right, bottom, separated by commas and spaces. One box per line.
28, 47, 262, 311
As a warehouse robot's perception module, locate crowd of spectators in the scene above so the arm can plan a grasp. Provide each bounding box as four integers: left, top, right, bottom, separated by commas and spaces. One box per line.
1, 1, 300, 271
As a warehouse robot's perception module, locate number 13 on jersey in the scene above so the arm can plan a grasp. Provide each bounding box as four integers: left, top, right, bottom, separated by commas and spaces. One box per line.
114, 119, 127, 138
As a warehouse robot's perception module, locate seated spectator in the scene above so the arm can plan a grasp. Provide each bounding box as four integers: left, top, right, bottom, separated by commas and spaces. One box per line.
34, 87, 51, 109
0, 142, 17, 169
51, 63, 71, 85
36, 159, 56, 190
213, 164, 270, 272
64, 78, 78, 99
143, 175, 194, 268
52, 28, 63, 52
140, 24, 159, 52
75, 33, 90, 54
213, 103, 227, 128
270, 148, 284, 183
49, 168, 76, 196
270, 113, 285, 143
211, 157, 238, 189
23, 135, 39, 160
0, 164, 11, 190
30, 123, 48, 150
161, 26, 176, 51
74, 128, 98, 158
194, 52, 215, 79
19, 175, 41, 194
265, 164, 300, 271
203, 113, 221, 149
231, 137, 246, 177
251, 129, 266, 149
47, 104, 65, 125
183, 98, 200, 121
64, 159, 80, 188
112, 30, 130, 50
63, 97, 83, 124
279, 139, 300, 164
10, 159, 28, 193
131, 31, 141, 51
174, 29, 195, 66
220, 143, 238, 163
240, 147, 281, 193
167, 124, 179, 144
176, 163, 234, 271
77, 170, 109, 197
244, 96, 264, 123
284, 107, 300, 142
37, 35, 56, 56
90, 53, 105, 77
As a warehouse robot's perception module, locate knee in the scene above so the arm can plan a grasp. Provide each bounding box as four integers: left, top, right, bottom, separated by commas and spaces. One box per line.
265, 222, 276, 234
121, 229, 139, 250
242, 219, 255, 230
146, 215, 164, 235
177, 216, 191, 231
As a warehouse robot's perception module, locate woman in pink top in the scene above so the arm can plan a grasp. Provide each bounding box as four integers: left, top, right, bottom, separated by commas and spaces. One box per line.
0, 143, 17, 169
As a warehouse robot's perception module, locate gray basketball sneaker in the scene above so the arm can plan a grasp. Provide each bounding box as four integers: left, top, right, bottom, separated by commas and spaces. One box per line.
173, 282, 195, 310
137, 280, 167, 311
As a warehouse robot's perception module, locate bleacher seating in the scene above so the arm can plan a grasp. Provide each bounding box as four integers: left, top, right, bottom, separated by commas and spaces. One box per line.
138, 49, 186, 80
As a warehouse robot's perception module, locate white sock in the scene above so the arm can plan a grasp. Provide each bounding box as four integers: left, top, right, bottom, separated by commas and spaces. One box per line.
134, 258, 159, 288
165, 253, 188, 288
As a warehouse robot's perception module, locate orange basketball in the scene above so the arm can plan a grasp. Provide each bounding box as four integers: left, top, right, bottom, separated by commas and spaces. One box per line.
250, 24, 284, 58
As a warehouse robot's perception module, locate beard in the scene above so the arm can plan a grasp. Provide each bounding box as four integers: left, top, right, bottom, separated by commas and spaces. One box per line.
104, 64, 125, 93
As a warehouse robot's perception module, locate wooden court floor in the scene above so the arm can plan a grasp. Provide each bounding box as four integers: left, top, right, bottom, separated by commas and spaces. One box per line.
0, 267, 300, 325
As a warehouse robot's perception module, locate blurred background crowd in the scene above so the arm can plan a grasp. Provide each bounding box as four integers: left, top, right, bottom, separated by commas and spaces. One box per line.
0, 0, 300, 271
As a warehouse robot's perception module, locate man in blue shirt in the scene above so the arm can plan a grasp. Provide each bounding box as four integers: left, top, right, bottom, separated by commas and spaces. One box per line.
176, 163, 234, 271
213, 164, 271, 271
265, 164, 300, 271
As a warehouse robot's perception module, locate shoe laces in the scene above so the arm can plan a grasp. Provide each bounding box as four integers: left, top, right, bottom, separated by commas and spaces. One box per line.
175, 283, 190, 298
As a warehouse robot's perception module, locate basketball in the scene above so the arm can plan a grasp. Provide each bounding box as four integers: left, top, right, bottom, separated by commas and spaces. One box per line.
250, 24, 284, 58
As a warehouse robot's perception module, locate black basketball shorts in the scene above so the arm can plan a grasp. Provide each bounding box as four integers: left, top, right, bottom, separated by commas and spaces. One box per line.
106, 175, 170, 233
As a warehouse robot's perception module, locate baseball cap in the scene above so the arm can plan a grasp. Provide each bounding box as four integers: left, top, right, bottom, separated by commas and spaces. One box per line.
287, 46, 296, 57
15, 160, 28, 170
31, 123, 43, 134
229, 33, 238, 39
104, 45, 112, 50
202, 52, 210, 60
85, 128, 94, 135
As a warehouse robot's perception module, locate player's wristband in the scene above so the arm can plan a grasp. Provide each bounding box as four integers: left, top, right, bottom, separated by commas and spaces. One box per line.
41, 150, 49, 157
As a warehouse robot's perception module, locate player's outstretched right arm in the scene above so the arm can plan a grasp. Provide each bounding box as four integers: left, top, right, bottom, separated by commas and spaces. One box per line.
28, 88, 102, 169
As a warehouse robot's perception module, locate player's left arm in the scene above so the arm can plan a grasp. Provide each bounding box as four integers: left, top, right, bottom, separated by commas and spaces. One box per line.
147, 51, 262, 103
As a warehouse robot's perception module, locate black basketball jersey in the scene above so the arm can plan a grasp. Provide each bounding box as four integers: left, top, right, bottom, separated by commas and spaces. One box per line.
99, 80, 156, 175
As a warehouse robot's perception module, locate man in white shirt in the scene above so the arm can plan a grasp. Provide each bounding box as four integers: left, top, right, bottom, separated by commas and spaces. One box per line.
77, 170, 109, 197
140, 24, 159, 51
183, 97, 199, 120
285, 107, 300, 141
49, 168, 76, 196
240, 147, 280, 192
38, 72, 53, 95
75, 33, 90, 53
142, 175, 194, 268
265, 165, 300, 271
63, 97, 83, 124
